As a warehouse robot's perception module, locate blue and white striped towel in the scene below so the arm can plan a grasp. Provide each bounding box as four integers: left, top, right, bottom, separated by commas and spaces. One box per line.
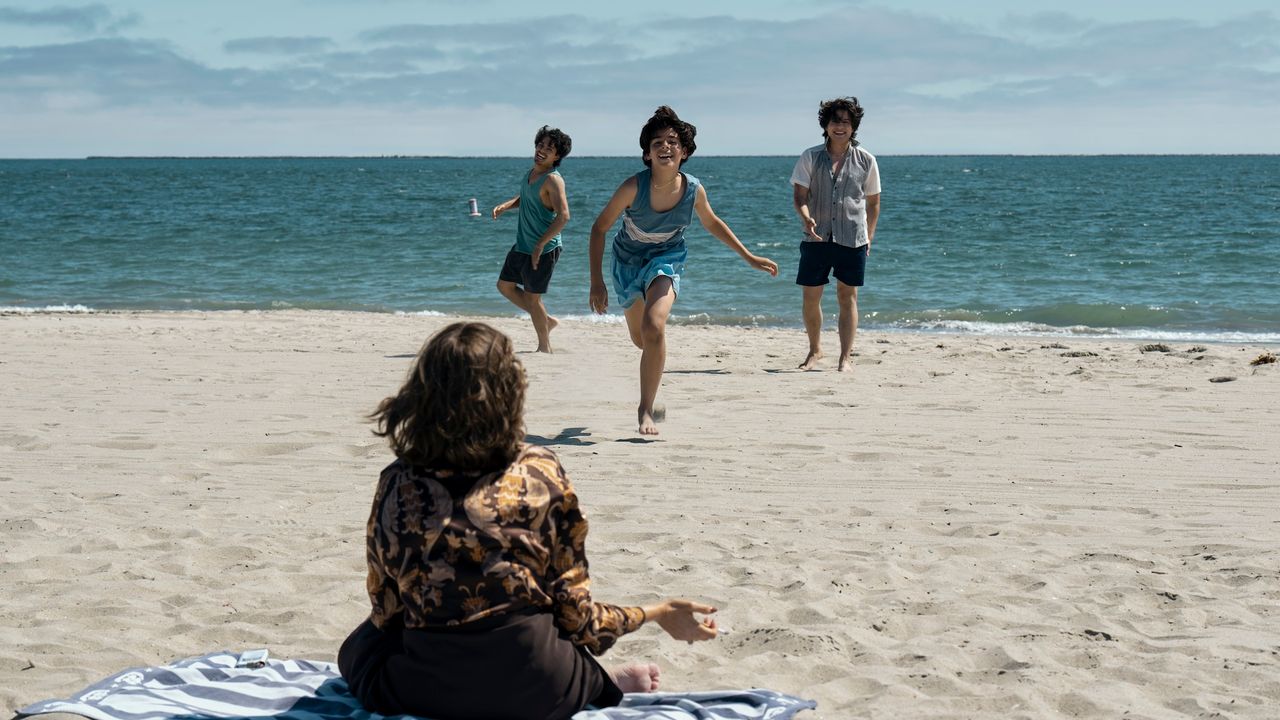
18, 652, 816, 720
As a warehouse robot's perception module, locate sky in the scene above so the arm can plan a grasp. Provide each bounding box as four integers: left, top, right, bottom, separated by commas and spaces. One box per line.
1, 1, 1277, 157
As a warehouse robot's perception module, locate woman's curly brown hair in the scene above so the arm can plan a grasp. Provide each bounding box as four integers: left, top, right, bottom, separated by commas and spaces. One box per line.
371, 322, 526, 472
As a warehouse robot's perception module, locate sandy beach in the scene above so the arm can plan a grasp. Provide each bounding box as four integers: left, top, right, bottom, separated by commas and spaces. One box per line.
2, 310, 1277, 719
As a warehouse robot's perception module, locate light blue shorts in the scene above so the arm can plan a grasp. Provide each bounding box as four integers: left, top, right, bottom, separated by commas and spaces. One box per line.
612, 246, 686, 309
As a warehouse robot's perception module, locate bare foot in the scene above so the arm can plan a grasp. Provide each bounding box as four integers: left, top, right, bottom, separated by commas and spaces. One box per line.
837, 356, 852, 372
535, 316, 559, 353
638, 406, 659, 435
609, 662, 660, 693
798, 351, 823, 370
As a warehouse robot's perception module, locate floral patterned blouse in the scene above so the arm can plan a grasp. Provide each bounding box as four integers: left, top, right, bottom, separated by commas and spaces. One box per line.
363, 444, 645, 655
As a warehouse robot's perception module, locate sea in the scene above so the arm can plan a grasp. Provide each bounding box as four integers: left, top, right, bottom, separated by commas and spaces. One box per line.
2, 155, 1277, 342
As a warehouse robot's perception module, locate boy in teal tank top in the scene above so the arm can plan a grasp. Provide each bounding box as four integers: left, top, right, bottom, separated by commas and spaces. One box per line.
493, 126, 572, 353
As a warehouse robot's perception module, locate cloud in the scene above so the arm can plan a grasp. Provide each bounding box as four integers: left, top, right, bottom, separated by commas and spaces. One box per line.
359, 16, 602, 46
0, 38, 330, 108
2, 7, 1277, 154
0, 3, 136, 35
1001, 12, 1096, 36
6, 8, 1278, 112
223, 36, 336, 56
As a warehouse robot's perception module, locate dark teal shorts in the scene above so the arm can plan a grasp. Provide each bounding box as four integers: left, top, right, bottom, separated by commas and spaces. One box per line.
498, 246, 561, 294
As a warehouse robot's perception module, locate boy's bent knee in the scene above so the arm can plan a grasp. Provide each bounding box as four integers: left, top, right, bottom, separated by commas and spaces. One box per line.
640, 319, 666, 345
628, 324, 646, 349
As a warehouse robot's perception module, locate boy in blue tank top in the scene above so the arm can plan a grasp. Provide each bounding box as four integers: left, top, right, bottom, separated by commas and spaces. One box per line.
493, 126, 572, 353
588, 107, 778, 436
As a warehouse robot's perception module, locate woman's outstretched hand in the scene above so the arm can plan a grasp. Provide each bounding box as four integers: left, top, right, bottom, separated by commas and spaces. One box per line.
644, 599, 718, 642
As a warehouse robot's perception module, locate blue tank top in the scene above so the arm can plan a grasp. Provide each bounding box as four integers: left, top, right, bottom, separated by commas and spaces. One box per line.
612, 169, 700, 261
514, 170, 561, 254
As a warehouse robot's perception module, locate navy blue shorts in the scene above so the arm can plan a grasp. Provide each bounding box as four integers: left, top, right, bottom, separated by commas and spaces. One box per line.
795, 241, 867, 287
498, 246, 561, 294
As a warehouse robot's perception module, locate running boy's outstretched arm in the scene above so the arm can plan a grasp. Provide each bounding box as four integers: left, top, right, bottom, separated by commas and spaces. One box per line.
693, 185, 779, 276
588, 177, 639, 314
492, 194, 521, 220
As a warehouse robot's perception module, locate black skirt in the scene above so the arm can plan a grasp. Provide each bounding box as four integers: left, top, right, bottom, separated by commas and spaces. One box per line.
338, 611, 623, 720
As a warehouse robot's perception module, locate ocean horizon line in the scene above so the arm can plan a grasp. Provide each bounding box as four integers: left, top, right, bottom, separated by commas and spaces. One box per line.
1, 152, 1278, 161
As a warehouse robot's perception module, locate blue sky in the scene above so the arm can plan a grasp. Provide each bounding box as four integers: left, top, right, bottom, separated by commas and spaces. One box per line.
1, 1, 1277, 156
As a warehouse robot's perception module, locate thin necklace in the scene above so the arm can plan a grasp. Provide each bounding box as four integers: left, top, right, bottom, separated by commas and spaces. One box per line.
652, 174, 680, 190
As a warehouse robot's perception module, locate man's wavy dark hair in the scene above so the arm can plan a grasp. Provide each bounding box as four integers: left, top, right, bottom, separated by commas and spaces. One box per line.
371, 322, 526, 472
535, 126, 572, 167
639, 106, 697, 168
818, 97, 865, 144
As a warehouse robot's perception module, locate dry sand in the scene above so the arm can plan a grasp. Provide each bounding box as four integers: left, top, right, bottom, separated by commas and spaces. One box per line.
2, 310, 1278, 719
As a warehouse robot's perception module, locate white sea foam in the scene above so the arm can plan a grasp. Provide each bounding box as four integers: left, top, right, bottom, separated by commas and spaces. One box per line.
879, 319, 1280, 344
555, 313, 625, 325
0, 304, 96, 314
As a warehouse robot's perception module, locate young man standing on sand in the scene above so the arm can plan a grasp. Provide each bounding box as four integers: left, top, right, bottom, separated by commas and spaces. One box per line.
791, 97, 881, 372
493, 126, 572, 353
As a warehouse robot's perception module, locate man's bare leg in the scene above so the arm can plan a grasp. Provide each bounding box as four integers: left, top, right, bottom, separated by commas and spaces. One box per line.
609, 663, 661, 693
637, 278, 676, 435
798, 284, 825, 370
497, 280, 558, 352
836, 281, 859, 372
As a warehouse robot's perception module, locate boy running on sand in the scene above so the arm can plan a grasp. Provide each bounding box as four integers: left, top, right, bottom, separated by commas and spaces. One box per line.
494, 126, 572, 353
589, 106, 778, 435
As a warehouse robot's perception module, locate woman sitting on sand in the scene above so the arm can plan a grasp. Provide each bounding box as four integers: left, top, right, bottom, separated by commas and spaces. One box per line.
337, 321, 719, 720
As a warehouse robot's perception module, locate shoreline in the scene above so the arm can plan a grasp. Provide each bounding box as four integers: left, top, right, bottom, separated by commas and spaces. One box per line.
2, 310, 1278, 718
3, 307, 1278, 345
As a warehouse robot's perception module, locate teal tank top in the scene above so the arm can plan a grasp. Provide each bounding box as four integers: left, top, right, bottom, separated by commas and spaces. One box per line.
514, 170, 562, 254
612, 169, 699, 258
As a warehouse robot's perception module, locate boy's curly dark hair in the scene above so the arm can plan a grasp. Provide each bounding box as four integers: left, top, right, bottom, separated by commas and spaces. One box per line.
639, 106, 696, 168
534, 126, 572, 167
818, 96, 865, 144
371, 322, 526, 472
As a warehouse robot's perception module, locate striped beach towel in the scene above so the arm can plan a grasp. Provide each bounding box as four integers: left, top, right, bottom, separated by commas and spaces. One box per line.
18, 652, 816, 720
